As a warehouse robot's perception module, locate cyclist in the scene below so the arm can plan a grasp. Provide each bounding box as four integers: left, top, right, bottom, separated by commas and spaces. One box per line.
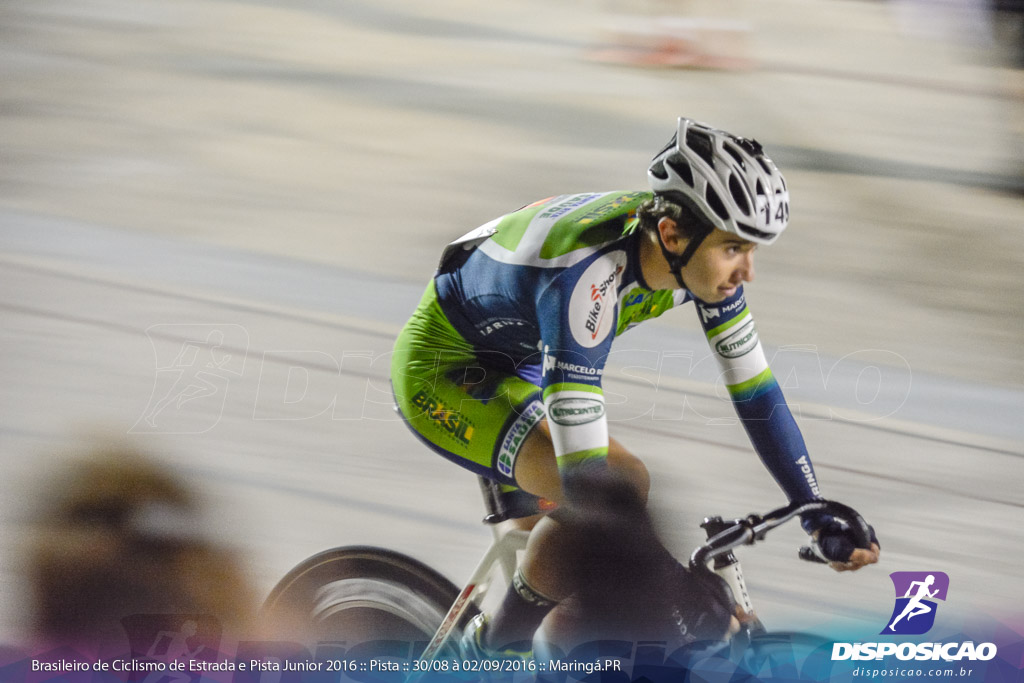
391, 117, 880, 656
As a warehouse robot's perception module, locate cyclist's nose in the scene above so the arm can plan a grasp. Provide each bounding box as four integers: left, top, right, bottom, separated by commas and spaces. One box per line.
739, 251, 755, 283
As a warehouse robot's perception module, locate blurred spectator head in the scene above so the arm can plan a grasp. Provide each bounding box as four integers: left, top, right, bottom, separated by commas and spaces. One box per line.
26, 442, 256, 653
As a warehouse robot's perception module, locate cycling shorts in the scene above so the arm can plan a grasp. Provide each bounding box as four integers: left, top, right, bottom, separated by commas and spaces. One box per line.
391, 280, 546, 488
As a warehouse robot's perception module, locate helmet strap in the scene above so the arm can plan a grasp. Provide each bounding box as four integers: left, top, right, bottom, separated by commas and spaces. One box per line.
657, 224, 712, 290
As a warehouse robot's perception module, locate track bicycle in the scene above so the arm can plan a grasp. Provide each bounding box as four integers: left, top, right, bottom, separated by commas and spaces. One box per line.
261, 476, 871, 674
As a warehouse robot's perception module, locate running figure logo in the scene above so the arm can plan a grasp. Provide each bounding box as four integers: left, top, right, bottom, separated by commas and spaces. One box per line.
121, 614, 222, 683
882, 571, 950, 635
133, 324, 248, 434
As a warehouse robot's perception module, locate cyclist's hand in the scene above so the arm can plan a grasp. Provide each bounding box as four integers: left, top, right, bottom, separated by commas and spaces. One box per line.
812, 520, 880, 572
725, 614, 741, 640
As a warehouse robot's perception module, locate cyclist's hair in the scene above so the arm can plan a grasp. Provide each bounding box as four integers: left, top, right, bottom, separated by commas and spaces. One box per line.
636, 192, 716, 241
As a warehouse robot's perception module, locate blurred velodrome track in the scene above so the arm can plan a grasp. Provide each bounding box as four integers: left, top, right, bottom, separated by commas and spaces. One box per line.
1, 0, 1022, 645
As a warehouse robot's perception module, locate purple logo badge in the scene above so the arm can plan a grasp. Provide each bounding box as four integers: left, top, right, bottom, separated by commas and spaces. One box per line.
882, 571, 949, 635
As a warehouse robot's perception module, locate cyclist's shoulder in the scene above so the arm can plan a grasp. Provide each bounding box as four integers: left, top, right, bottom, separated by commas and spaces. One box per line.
504, 190, 651, 221
477, 191, 650, 267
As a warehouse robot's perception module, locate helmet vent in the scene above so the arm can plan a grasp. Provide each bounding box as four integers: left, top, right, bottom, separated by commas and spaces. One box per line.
648, 118, 789, 243
685, 129, 715, 167
728, 175, 750, 215
705, 186, 730, 220
666, 155, 694, 187
723, 143, 747, 169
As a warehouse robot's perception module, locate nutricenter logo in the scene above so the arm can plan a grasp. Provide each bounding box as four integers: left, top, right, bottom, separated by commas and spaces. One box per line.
714, 318, 758, 359
831, 571, 997, 663
548, 397, 605, 426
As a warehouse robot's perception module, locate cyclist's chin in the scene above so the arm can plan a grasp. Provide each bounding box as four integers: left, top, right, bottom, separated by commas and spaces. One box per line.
696, 288, 730, 303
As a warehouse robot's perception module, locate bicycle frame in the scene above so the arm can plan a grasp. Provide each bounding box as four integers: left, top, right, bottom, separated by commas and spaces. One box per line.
414, 514, 767, 660
417, 479, 871, 661
417, 523, 528, 660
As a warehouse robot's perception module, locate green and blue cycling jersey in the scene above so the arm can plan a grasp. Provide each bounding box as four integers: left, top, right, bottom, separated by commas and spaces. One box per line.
391, 191, 822, 509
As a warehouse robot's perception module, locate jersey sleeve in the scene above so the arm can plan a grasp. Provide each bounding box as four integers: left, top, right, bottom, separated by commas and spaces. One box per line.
695, 287, 824, 519
535, 251, 625, 473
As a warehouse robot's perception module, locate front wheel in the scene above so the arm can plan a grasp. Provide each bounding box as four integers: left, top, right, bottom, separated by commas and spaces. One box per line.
261, 546, 477, 656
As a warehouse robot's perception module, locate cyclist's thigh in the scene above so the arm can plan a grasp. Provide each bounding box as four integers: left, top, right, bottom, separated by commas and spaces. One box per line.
392, 283, 544, 486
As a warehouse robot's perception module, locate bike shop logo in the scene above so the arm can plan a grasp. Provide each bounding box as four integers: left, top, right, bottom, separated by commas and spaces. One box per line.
569, 255, 624, 348
585, 271, 617, 339
883, 571, 949, 635
832, 571, 997, 663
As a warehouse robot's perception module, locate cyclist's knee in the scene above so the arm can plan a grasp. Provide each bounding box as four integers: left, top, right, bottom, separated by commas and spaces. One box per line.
520, 515, 574, 601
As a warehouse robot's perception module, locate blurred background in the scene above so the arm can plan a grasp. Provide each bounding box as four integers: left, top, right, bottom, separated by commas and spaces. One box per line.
1, 0, 1022, 651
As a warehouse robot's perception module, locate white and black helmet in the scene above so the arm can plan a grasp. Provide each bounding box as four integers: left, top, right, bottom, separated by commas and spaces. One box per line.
648, 117, 790, 245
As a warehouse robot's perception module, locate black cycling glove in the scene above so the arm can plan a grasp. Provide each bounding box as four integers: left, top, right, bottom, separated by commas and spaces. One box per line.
811, 518, 880, 563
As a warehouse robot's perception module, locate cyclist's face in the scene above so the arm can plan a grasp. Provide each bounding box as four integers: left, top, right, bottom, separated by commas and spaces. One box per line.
679, 229, 757, 302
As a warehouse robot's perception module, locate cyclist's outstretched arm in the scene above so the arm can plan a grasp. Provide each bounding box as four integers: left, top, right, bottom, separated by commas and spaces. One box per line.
694, 287, 879, 571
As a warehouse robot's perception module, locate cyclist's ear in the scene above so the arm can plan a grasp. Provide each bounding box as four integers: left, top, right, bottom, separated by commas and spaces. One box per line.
657, 216, 684, 250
